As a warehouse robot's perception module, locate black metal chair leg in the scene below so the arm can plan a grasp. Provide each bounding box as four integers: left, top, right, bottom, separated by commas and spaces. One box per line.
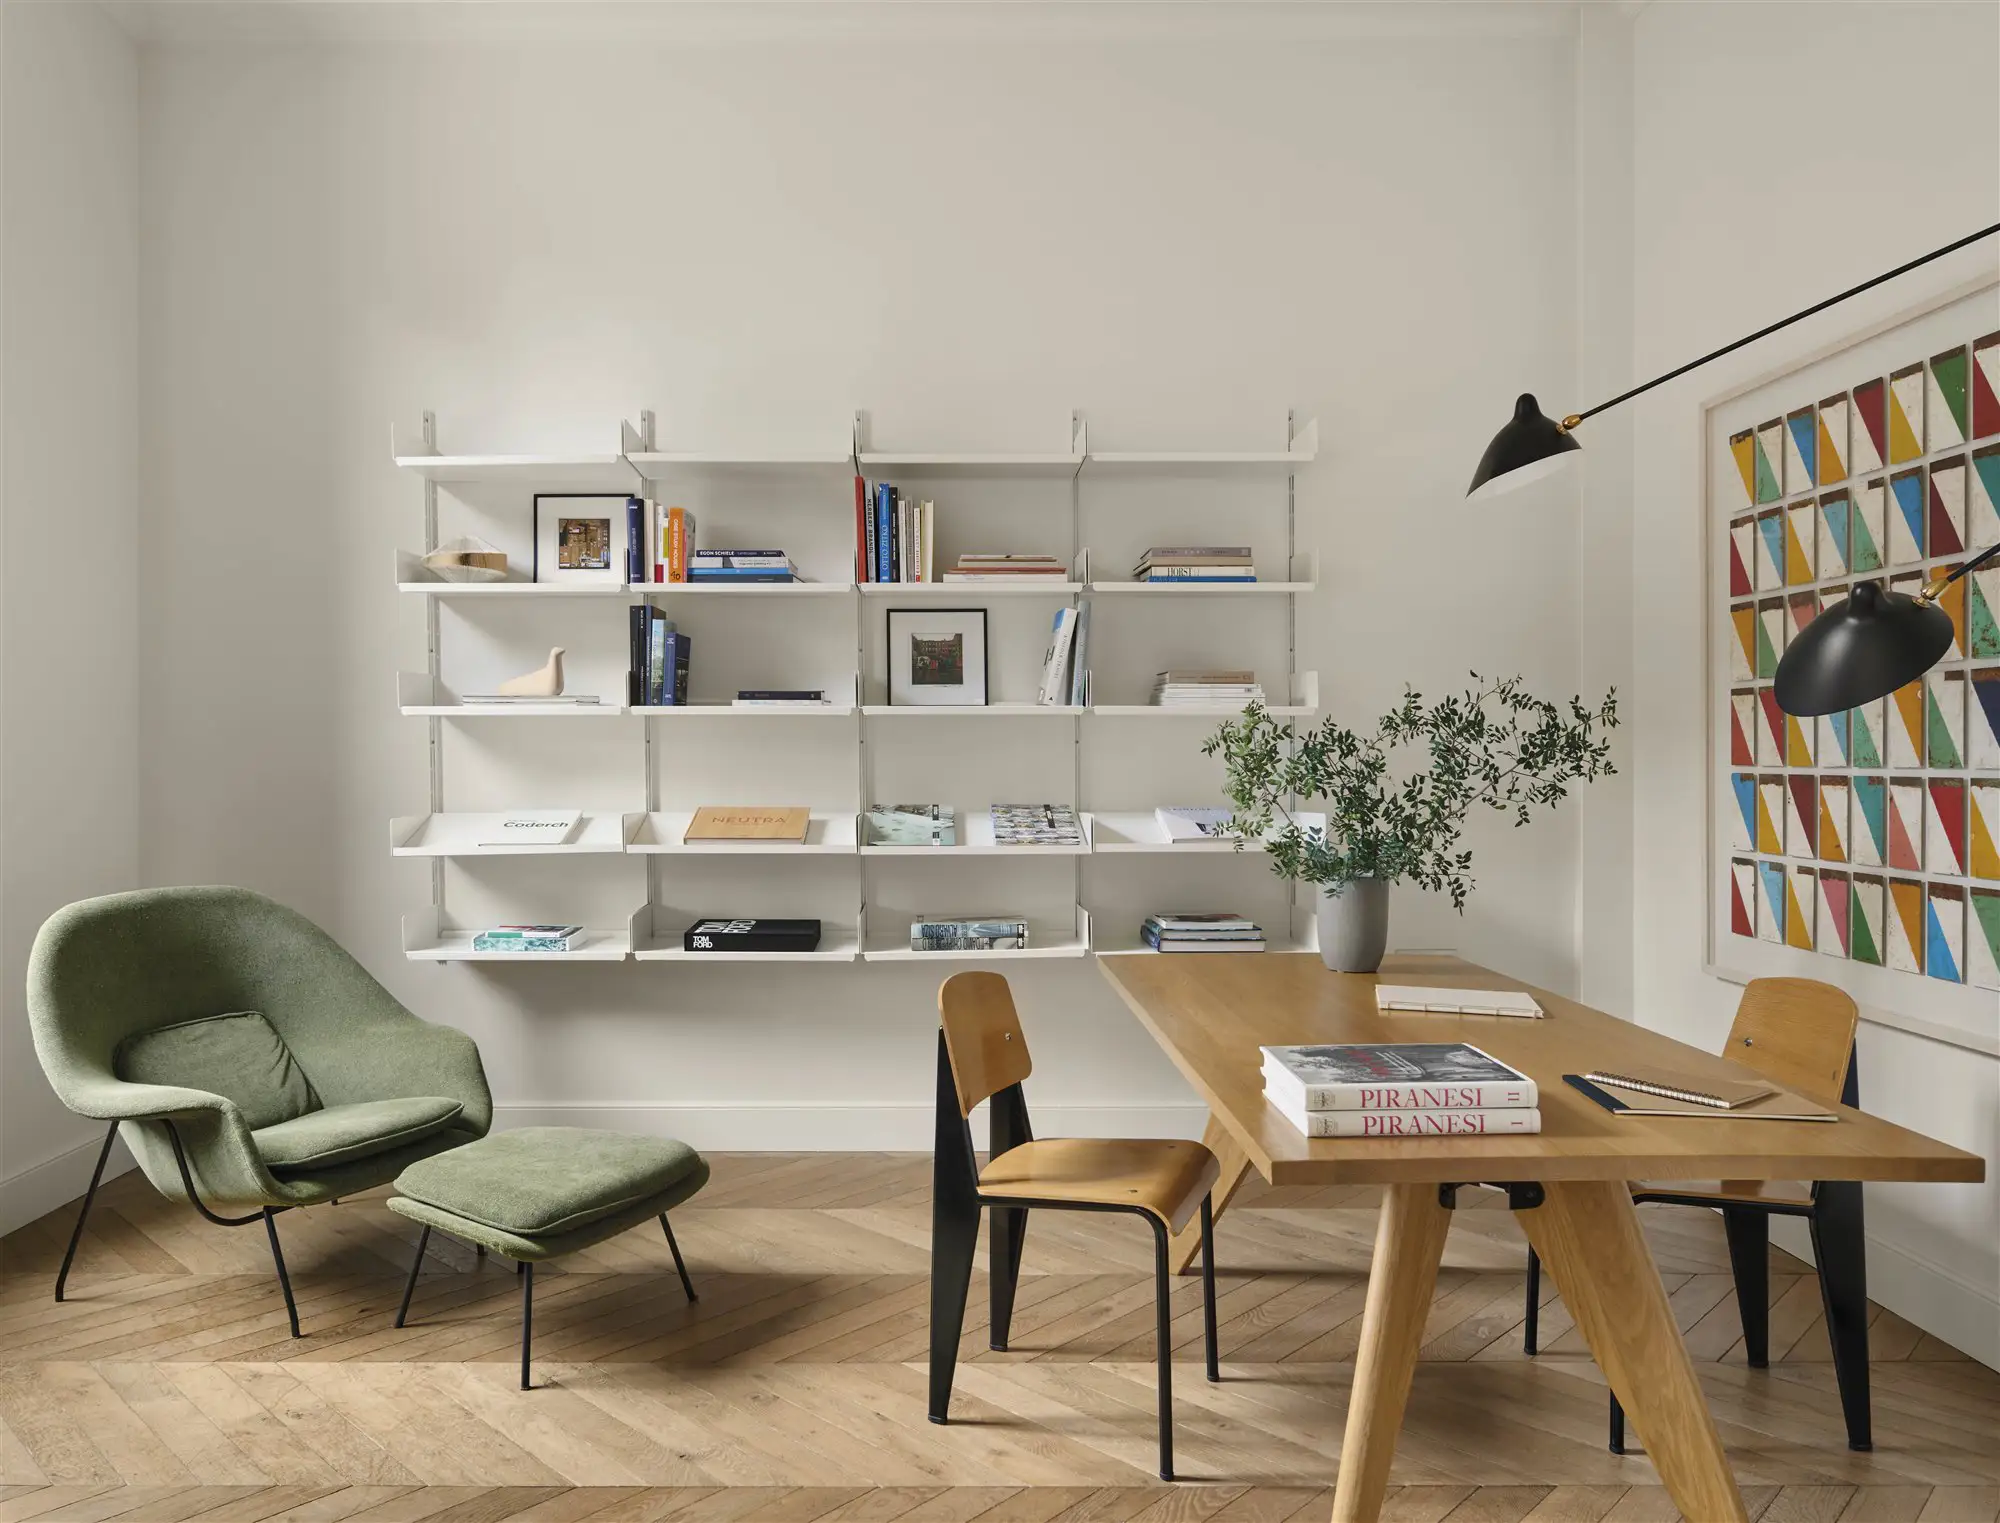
927, 1186, 980, 1423
1151, 1218, 1175, 1482
395, 1225, 431, 1328
1811, 1180, 1873, 1451
989, 1205, 1026, 1350
1720, 1206, 1771, 1367
516, 1258, 525, 1276
54, 1123, 119, 1304
1199, 1195, 1218, 1384
1523, 1246, 1541, 1355
263, 1208, 301, 1338
660, 1215, 697, 1303
520, 1261, 535, 1390
1609, 1393, 1625, 1454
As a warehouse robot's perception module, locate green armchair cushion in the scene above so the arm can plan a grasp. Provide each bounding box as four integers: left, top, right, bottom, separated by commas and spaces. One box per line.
251, 1096, 465, 1170
393, 1126, 705, 1237
115, 1010, 319, 1129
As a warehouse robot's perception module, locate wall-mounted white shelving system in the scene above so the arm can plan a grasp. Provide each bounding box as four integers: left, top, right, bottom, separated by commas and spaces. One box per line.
393, 407, 1318, 962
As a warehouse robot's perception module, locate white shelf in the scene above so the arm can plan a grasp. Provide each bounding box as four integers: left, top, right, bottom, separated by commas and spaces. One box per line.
859, 579, 1081, 598
861, 810, 1093, 857
636, 675, 858, 718
1088, 551, 1317, 596
401, 907, 634, 963
860, 702, 1083, 717
1084, 420, 1317, 475
1088, 671, 1319, 719
628, 450, 853, 482
394, 550, 631, 597
390, 812, 638, 857
863, 906, 1091, 962
639, 580, 852, 597
631, 908, 863, 962
628, 811, 858, 854
397, 673, 628, 717
855, 452, 1084, 479
1089, 810, 1326, 853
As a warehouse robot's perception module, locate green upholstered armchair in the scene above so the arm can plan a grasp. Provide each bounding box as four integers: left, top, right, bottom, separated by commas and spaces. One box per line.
28, 885, 491, 1335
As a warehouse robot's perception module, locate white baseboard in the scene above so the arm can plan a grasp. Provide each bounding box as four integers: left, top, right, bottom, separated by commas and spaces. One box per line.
1770, 1217, 1999, 1372
492, 1101, 1210, 1152
0, 1128, 135, 1238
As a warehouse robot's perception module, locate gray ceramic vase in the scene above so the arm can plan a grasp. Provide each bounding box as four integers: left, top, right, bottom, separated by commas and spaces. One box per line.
1316, 878, 1389, 973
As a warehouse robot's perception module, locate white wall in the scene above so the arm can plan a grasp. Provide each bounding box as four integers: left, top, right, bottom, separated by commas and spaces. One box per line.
0, 1, 141, 1234
1621, 0, 2000, 1365
130, 12, 1586, 1157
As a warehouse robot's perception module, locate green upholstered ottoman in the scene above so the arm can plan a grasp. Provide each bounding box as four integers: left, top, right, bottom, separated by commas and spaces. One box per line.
386, 1126, 709, 1386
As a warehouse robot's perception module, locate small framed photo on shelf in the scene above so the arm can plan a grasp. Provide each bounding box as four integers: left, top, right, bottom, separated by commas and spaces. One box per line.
533, 494, 631, 587
887, 607, 987, 706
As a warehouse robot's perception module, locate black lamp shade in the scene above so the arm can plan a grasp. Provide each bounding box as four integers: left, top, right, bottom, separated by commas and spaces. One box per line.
1466, 393, 1582, 501
1773, 580, 1955, 716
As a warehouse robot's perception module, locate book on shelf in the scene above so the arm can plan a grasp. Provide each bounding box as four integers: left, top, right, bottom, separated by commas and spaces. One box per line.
471, 924, 586, 953
1141, 568, 1258, 582
459, 693, 603, 705
1142, 912, 1264, 953
866, 803, 956, 846
689, 551, 797, 583
682, 918, 822, 953
1151, 670, 1264, 707
1036, 607, 1081, 705
1143, 926, 1265, 953
910, 917, 1030, 951
628, 607, 690, 706
682, 806, 810, 844
990, 804, 1082, 847
1374, 985, 1546, 1019
1154, 806, 1242, 841
653, 505, 696, 583
475, 811, 582, 847
1067, 601, 1091, 706
626, 497, 646, 586
942, 554, 1069, 581
1261, 1043, 1538, 1112
733, 689, 829, 707
853, 476, 868, 584
1136, 546, 1251, 564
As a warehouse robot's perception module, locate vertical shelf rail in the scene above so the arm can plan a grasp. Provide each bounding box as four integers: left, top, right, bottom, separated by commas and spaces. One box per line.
1071, 409, 1087, 938
422, 410, 445, 913
1286, 408, 1301, 951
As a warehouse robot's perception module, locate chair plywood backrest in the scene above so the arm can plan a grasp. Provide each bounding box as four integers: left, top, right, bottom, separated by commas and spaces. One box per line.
938, 971, 1032, 1118
1725, 977, 1858, 1107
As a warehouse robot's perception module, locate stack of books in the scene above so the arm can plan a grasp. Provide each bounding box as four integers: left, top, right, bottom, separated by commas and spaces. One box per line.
866, 804, 956, 846
650, 505, 696, 582
732, 689, 830, 709
1134, 545, 1255, 583
1150, 670, 1264, 707
941, 554, 1070, 582
472, 924, 586, 953
855, 482, 935, 583
911, 916, 1028, 952
1260, 1043, 1542, 1137
1142, 913, 1264, 952
689, 549, 797, 584
628, 609, 691, 706
991, 804, 1083, 846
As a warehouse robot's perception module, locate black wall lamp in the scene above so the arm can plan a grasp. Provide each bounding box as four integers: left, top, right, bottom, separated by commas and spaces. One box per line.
1467, 222, 2000, 715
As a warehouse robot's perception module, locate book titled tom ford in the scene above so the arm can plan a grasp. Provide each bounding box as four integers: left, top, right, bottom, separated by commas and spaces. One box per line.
1260, 1042, 1537, 1112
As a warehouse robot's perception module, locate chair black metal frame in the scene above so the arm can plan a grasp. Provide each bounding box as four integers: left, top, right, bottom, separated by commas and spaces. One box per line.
927, 1033, 1219, 1482
1523, 1056, 1870, 1454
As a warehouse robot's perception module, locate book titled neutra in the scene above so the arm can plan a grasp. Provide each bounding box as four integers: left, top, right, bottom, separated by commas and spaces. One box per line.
1260, 1043, 1537, 1111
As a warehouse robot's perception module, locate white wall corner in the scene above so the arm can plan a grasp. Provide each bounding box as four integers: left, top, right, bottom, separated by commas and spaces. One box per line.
0, 1128, 134, 1240
1771, 1217, 2000, 1374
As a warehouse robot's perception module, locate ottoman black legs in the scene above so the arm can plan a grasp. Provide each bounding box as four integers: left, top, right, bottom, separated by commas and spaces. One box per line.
662, 1214, 698, 1302
520, 1262, 534, 1388
395, 1225, 431, 1327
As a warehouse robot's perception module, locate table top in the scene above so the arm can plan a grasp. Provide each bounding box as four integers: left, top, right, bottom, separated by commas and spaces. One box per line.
1096, 951, 1988, 1187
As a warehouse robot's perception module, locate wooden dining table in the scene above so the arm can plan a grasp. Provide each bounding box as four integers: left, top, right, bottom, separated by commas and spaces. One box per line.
1095, 951, 1986, 1523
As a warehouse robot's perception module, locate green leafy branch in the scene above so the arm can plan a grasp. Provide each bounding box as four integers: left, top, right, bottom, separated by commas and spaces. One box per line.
1201, 674, 1618, 910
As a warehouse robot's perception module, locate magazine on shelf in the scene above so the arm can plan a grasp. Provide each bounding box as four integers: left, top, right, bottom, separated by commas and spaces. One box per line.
474, 811, 582, 847
866, 804, 957, 846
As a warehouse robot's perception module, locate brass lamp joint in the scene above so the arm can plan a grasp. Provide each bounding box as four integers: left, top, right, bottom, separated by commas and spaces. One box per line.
1557, 415, 1583, 434
1916, 573, 1953, 607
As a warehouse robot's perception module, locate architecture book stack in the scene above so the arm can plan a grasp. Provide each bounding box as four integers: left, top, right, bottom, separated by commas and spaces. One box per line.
688, 549, 798, 584
991, 804, 1082, 847
1150, 670, 1264, 707
471, 924, 587, 953
1134, 545, 1255, 582
1260, 1043, 1541, 1136
867, 804, 956, 845
628, 609, 691, 706
855, 480, 935, 583
1143, 912, 1264, 952
940, 553, 1069, 582
911, 917, 1029, 951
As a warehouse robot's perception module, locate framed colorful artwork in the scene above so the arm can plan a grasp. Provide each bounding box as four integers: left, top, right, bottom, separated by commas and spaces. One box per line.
1709, 278, 2000, 1047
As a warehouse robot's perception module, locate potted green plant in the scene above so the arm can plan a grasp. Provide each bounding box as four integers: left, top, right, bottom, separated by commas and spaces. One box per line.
1203, 674, 1618, 972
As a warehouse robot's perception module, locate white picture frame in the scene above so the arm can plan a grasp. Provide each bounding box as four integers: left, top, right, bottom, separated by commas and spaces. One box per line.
533, 493, 632, 587
888, 607, 988, 706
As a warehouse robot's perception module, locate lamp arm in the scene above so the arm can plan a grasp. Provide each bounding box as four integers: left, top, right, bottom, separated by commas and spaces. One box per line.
1564, 221, 2000, 431
1919, 540, 2000, 604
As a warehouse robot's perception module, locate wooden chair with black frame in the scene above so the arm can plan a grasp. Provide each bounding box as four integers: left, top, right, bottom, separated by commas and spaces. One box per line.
1521, 976, 1872, 1454
928, 970, 1224, 1482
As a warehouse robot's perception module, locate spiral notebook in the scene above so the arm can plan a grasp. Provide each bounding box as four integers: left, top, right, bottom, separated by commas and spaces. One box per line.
1564, 1068, 1837, 1121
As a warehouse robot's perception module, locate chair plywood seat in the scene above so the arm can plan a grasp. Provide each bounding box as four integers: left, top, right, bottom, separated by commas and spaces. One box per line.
979, 1137, 1221, 1233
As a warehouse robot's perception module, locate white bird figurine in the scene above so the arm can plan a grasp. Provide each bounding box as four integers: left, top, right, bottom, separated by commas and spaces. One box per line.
497, 647, 565, 698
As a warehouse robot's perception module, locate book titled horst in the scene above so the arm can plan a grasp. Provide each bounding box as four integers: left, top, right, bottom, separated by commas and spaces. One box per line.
1261, 1043, 1538, 1111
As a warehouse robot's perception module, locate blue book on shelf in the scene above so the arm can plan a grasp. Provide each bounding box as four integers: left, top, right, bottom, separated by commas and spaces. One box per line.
875, 483, 894, 584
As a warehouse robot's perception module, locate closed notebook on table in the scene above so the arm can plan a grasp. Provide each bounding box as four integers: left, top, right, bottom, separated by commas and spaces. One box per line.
1564, 1072, 1838, 1121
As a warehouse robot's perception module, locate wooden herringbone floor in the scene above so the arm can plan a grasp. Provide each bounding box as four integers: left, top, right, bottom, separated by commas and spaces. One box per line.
1, 1154, 1996, 1523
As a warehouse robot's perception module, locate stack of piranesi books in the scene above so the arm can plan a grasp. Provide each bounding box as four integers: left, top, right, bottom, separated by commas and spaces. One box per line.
687, 548, 798, 584
1141, 912, 1265, 952
1133, 545, 1255, 582
1260, 1043, 1542, 1137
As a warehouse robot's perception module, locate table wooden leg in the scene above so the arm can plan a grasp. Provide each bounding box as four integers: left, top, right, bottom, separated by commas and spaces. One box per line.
1516, 1181, 1748, 1523
1171, 1113, 1251, 1274
1328, 1182, 1452, 1522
